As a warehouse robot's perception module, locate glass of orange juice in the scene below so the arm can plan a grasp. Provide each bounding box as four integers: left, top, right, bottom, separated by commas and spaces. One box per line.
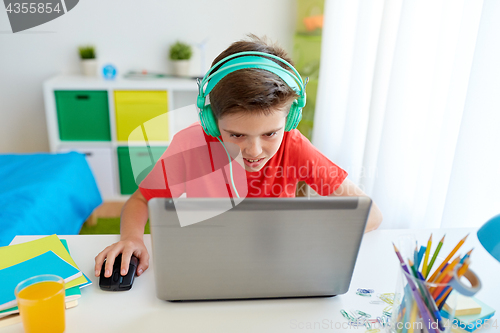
14, 274, 65, 333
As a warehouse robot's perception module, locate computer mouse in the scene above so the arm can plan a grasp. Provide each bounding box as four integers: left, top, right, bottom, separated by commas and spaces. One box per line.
99, 253, 138, 291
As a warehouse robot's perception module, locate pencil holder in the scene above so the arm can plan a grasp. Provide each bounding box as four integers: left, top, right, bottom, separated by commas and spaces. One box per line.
390, 262, 458, 333
389, 235, 461, 333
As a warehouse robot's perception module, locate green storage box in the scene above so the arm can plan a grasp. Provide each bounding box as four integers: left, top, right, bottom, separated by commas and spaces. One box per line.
117, 146, 168, 195
55, 90, 111, 141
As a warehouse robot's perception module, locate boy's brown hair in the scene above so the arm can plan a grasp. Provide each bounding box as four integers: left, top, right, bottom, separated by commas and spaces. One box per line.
209, 34, 299, 119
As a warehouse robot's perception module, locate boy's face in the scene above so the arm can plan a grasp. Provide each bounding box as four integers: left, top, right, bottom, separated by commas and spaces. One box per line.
218, 107, 288, 172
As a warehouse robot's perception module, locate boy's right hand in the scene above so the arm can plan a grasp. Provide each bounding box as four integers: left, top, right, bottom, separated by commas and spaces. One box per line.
94, 238, 149, 278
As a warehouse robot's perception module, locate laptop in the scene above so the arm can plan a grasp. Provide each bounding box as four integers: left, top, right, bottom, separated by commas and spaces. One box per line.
148, 197, 372, 301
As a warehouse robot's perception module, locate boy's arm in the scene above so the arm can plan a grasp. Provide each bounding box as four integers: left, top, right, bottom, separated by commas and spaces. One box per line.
120, 190, 149, 242
329, 178, 383, 233
94, 189, 150, 278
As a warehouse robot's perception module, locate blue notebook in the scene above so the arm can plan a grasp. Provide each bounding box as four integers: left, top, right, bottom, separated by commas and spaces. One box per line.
0, 250, 82, 311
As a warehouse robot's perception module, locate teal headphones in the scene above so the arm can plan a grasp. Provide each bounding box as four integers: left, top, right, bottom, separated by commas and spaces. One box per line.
196, 51, 308, 137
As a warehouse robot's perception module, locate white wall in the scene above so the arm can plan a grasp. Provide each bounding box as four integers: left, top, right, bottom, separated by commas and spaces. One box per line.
0, 0, 296, 153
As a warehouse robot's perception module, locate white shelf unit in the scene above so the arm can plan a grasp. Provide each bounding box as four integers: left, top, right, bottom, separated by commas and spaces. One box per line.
43, 75, 199, 201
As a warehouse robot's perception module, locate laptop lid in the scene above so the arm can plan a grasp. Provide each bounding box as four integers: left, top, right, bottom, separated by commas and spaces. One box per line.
149, 197, 371, 301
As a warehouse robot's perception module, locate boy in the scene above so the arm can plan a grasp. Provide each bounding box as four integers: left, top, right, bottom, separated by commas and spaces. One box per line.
95, 35, 382, 279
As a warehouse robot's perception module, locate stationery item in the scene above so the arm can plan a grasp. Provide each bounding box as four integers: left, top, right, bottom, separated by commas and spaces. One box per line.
78, 273, 92, 289
356, 288, 374, 296
392, 243, 441, 333
456, 259, 470, 277
443, 293, 481, 316
431, 256, 461, 289
0, 235, 88, 288
0, 307, 18, 318
0, 239, 82, 318
431, 257, 462, 301
0, 251, 81, 311
357, 288, 374, 294
438, 266, 481, 311
353, 309, 371, 318
383, 305, 392, 317
461, 249, 474, 264
378, 293, 394, 305
440, 294, 495, 332
341, 309, 354, 321
426, 234, 445, 277
0, 239, 84, 328
416, 245, 426, 270
410, 262, 444, 326
59, 239, 91, 289
391, 232, 482, 333
0, 299, 77, 329
0, 314, 21, 328
436, 259, 470, 307
413, 245, 419, 273
422, 234, 433, 279
15, 275, 65, 333
428, 234, 469, 282
407, 301, 418, 333
408, 259, 419, 279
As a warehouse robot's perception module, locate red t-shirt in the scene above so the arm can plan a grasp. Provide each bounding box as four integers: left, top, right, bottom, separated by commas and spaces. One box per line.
139, 122, 347, 200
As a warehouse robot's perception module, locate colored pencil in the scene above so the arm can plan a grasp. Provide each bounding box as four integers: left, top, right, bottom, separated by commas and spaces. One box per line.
409, 265, 445, 329
426, 234, 445, 277
428, 234, 468, 282
436, 248, 474, 301
408, 301, 418, 333
460, 248, 473, 264
432, 271, 454, 299
393, 242, 407, 267
396, 306, 407, 333
422, 234, 432, 279
457, 258, 470, 276
436, 286, 451, 309
431, 246, 471, 281
413, 245, 419, 273
408, 259, 419, 279
429, 256, 461, 295
409, 259, 433, 317
403, 251, 445, 330
392, 243, 441, 333
416, 245, 426, 269
434, 256, 460, 285
436, 259, 470, 309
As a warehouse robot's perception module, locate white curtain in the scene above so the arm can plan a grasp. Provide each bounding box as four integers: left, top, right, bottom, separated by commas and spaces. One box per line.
313, 0, 500, 229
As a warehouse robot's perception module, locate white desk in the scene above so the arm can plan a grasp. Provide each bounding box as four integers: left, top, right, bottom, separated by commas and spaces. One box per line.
5, 229, 499, 332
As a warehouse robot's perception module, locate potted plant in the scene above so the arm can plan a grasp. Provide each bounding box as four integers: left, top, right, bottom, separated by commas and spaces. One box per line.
78, 45, 97, 77
169, 41, 192, 77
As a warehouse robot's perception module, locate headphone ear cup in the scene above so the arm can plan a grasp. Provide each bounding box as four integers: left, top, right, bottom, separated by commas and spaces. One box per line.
285, 101, 302, 131
201, 105, 221, 137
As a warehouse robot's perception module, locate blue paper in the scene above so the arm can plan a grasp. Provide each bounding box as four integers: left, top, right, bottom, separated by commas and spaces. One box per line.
0, 250, 81, 310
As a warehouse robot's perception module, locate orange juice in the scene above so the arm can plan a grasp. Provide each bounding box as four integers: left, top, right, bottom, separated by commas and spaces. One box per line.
17, 281, 65, 333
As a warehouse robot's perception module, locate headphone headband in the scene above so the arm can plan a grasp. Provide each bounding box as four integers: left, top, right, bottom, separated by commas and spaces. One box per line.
203, 56, 302, 97
201, 51, 304, 90
197, 51, 307, 137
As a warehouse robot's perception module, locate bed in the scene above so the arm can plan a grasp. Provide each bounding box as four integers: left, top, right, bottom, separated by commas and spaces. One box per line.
0, 152, 102, 246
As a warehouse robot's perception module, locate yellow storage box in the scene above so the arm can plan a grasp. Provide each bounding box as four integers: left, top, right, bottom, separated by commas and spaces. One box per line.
115, 91, 169, 142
